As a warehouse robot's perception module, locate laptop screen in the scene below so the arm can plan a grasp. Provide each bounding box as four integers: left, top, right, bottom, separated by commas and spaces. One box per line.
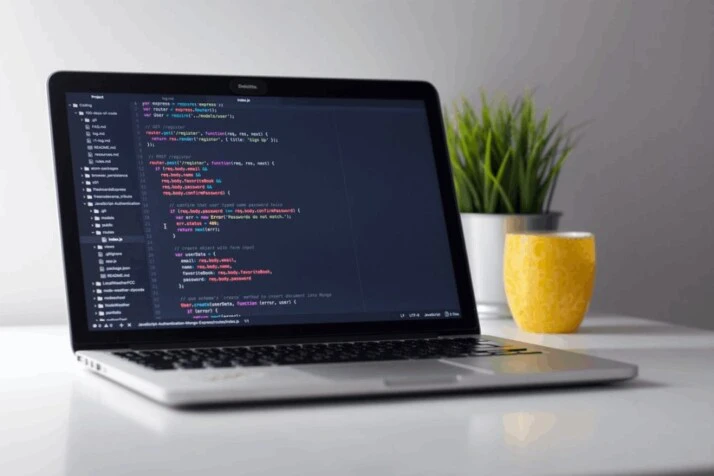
64, 93, 461, 331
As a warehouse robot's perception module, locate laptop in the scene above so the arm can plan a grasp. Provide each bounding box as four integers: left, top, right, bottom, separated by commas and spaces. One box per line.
48, 71, 637, 406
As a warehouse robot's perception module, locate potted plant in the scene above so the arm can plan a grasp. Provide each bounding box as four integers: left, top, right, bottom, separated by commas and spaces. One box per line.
445, 91, 581, 318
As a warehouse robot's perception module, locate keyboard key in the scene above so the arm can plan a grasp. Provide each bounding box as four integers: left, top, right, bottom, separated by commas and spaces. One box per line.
205, 360, 235, 368
176, 360, 204, 369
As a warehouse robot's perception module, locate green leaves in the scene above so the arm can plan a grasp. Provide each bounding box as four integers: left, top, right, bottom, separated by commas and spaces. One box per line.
445, 90, 581, 214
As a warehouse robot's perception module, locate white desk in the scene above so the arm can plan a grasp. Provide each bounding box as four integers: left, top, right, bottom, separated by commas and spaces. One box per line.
1, 315, 713, 476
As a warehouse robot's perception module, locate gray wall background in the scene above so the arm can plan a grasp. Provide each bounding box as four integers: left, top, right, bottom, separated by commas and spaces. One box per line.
1, 0, 713, 329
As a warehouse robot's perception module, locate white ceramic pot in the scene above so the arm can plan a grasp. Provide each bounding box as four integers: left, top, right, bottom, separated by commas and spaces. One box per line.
460, 212, 561, 318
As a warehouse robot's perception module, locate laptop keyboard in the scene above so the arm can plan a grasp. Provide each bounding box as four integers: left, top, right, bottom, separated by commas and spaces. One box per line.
111, 337, 541, 371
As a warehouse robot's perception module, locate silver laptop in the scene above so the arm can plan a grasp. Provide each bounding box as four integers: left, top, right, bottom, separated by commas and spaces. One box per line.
48, 71, 637, 406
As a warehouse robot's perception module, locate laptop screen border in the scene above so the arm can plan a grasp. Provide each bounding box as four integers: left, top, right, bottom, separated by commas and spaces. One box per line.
48, 71, 480, 350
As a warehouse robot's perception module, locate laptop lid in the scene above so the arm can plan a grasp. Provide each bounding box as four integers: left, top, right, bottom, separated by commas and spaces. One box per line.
48, 72, 479, 350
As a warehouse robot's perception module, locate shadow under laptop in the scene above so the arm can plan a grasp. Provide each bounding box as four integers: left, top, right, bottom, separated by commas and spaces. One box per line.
179, 377, 664, 412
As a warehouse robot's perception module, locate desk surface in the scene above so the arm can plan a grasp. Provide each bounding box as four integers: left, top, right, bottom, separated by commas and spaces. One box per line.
1, 315, 713, 476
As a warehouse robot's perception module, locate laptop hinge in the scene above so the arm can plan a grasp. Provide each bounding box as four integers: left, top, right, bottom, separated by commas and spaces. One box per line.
124, 331, 450, 350
437, 333, 479, 338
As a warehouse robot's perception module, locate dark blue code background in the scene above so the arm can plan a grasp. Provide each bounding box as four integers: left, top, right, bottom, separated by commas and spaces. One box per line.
65, 93, 461, 331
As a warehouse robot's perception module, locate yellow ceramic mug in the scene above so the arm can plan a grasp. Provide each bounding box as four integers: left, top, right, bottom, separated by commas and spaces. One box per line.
504, 232, 596, 333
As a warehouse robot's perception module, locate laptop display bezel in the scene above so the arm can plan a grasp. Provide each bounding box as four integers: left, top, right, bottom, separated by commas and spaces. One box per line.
48, 71, 480, 350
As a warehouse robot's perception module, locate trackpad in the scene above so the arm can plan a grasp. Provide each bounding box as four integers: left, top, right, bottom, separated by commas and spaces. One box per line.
298, 360, 474, 382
